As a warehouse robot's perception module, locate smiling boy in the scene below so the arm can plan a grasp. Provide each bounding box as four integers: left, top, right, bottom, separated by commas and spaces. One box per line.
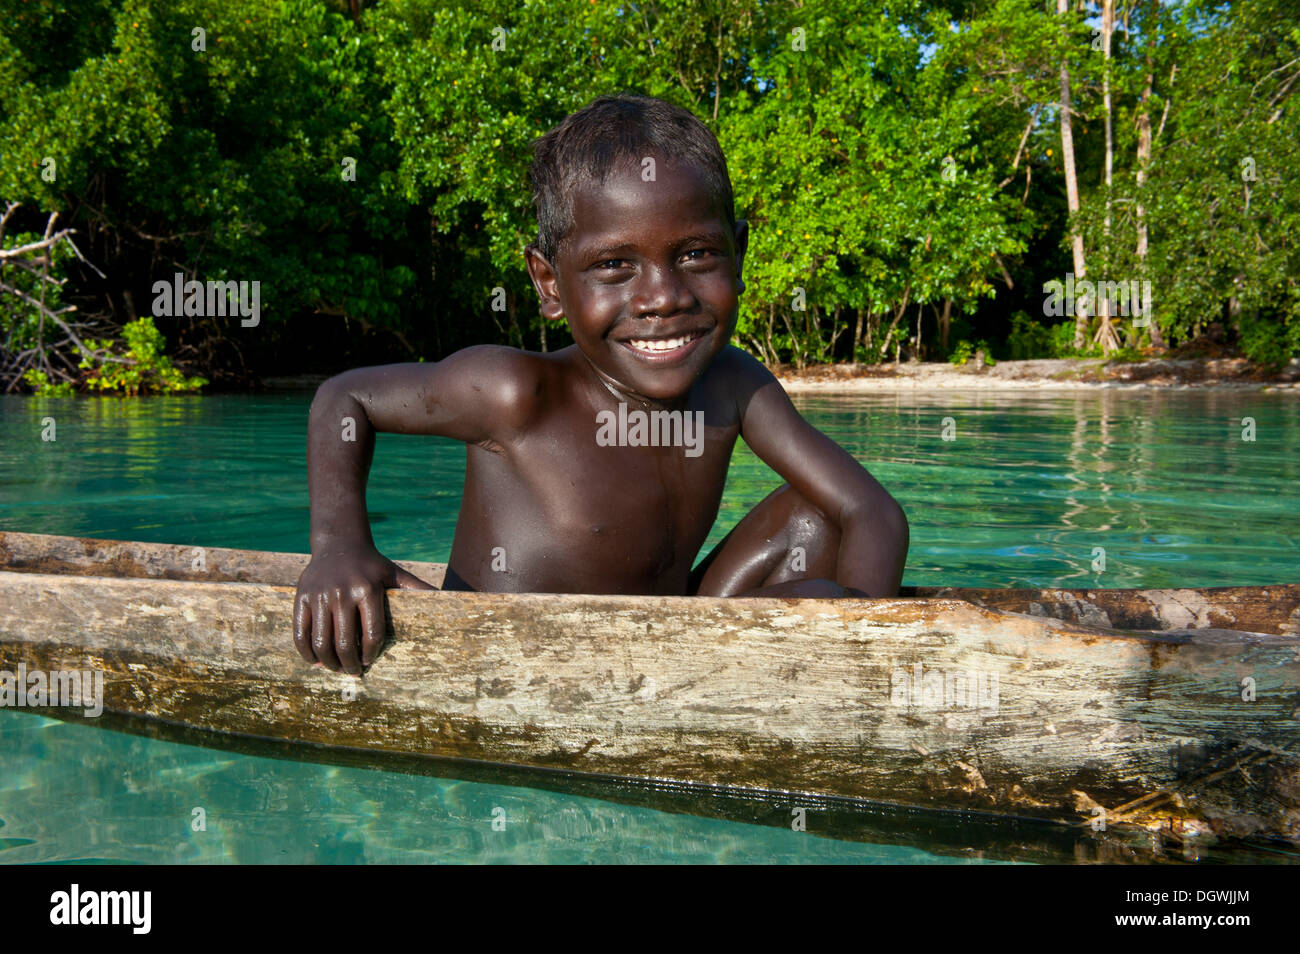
294, 94, 909, 674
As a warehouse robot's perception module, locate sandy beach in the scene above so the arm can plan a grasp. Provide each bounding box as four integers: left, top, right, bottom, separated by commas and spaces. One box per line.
774, 356, 1300, 393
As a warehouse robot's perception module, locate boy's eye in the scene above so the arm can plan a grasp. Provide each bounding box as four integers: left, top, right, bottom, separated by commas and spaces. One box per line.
592, 250, 716, 271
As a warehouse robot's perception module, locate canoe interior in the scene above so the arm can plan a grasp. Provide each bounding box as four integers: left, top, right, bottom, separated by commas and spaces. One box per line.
2, 530, 1298, 635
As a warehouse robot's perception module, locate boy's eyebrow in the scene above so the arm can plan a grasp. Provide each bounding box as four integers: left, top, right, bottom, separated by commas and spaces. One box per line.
579, 231, 731, 261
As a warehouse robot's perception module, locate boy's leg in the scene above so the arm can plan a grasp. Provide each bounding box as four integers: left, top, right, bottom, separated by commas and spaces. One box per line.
689, 484, 850, 597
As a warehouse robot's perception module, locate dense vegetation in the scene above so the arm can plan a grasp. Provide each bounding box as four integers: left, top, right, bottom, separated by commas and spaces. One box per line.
2, 0, 1297, 393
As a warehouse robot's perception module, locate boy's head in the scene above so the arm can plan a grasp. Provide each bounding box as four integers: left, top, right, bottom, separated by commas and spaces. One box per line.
525, 94, 748, 402
528, 93, 736, 265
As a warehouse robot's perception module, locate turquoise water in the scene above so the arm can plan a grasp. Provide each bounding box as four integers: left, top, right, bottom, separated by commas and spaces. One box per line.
0, 712, 979, 864
2, 388, 1298, 863
3, 390, 1297, 586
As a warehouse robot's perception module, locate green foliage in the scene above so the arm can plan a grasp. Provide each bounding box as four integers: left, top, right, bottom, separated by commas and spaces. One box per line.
80, 317, 207, 395
22, 368, 75, 396
1, 0, 414, 336
1006, 311, 1057, 360
1050, 321, 1079, 358
0, 228, 71, 347
949, 339, 996, 367
1061, 0, 1300, 361
1238, 306, 1300, 369
717, 3, 1028, 364
1107, 345, 1148, 363
1, 0, 1296, 383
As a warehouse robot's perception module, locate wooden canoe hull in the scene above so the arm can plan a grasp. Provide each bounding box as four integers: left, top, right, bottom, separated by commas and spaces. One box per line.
1, 532, 1298, 852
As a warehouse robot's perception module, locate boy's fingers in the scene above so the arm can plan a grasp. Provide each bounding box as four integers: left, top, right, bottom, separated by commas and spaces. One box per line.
394, 566, 436, 590
359, 596, 384, 668
333, 601, 363, 676
311, 593, 342, 672
293, 593, 316, 663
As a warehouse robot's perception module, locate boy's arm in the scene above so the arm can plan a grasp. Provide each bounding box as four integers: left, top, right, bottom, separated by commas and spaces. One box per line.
727, 349, 909, 597
295, 347, 541, 673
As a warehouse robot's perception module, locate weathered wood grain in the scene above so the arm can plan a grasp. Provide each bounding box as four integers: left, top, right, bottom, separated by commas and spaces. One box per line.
4, 531, 1296, 635
0, 530, 445, 587
919, 584, 1300, 637
1, 535, 1297, 848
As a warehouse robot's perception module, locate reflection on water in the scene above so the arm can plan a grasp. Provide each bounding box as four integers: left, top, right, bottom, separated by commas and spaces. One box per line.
760, 390, 1300, 588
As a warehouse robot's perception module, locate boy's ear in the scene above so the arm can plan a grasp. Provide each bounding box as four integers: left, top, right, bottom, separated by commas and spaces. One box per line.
524, 243, 566, 322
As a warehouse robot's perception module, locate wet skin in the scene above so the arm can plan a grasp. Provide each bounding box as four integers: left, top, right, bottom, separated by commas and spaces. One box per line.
295, 156, 909, 673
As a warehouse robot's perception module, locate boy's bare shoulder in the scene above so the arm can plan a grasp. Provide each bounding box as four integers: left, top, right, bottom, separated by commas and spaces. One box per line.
433, 344, 555, 432
438, 343, 547, 383
707, 344, 781, 397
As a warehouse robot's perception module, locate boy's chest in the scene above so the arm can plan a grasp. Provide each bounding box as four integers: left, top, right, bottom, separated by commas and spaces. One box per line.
510, 416, 737, 565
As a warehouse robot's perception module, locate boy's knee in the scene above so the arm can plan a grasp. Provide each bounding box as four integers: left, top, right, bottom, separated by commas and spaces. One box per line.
782, 485, 837, 537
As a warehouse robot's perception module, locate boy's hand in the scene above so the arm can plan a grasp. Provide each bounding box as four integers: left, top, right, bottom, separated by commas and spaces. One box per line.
292, 546, 435, 674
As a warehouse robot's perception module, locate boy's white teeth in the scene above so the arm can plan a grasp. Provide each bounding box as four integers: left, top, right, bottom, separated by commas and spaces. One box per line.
629, 334, 696, 352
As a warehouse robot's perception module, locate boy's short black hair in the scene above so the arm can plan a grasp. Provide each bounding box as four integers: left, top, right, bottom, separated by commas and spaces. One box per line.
528, 93, 736, 266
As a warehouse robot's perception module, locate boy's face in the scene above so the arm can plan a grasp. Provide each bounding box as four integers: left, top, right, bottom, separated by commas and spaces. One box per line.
526, 156, 748, 404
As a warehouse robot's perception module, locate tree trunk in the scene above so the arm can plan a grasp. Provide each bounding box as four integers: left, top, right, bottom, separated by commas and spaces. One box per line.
1133, 0, 1165, 349
1229, 277, 1246, 338
1096, 0, 1119, 355
853, 307, 865, 364
1058, 0, 1089, 350
779, 305, 804, 369
913, 302, 922, 362
428, 207, 443, 356
876, 284, 911, 363
828, 304, 843, 362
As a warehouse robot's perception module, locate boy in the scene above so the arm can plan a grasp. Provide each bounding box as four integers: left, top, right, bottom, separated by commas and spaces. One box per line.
294, 94, 908, 674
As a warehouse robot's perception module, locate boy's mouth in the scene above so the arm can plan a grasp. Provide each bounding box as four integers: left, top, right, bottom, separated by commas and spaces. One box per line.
620, 329, 708, 360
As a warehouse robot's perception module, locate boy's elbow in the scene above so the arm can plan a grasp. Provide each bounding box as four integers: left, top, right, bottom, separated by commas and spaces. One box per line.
310, 372, 358, 417
879, 495, 909, 544
311, 375, 338, 409
846, 492, 908, 543
868, 496, 909, 548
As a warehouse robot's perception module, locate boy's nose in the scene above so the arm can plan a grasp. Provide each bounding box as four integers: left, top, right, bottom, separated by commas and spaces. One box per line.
629, 264, 696, 317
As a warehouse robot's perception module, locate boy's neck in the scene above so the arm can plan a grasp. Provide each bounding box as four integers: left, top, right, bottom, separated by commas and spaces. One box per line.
578, 351, 693, 413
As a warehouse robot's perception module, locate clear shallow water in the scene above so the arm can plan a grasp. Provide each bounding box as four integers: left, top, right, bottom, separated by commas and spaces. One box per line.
1, 388, 1298, 864
1, 712, 979, 864
3, 389, 1297, 586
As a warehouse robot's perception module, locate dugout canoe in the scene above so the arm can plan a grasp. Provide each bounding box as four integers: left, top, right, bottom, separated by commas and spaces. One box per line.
0, 531, 1297, 854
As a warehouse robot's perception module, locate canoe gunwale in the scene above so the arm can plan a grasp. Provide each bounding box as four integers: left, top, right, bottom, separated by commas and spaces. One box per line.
2, 529, 1298, 636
